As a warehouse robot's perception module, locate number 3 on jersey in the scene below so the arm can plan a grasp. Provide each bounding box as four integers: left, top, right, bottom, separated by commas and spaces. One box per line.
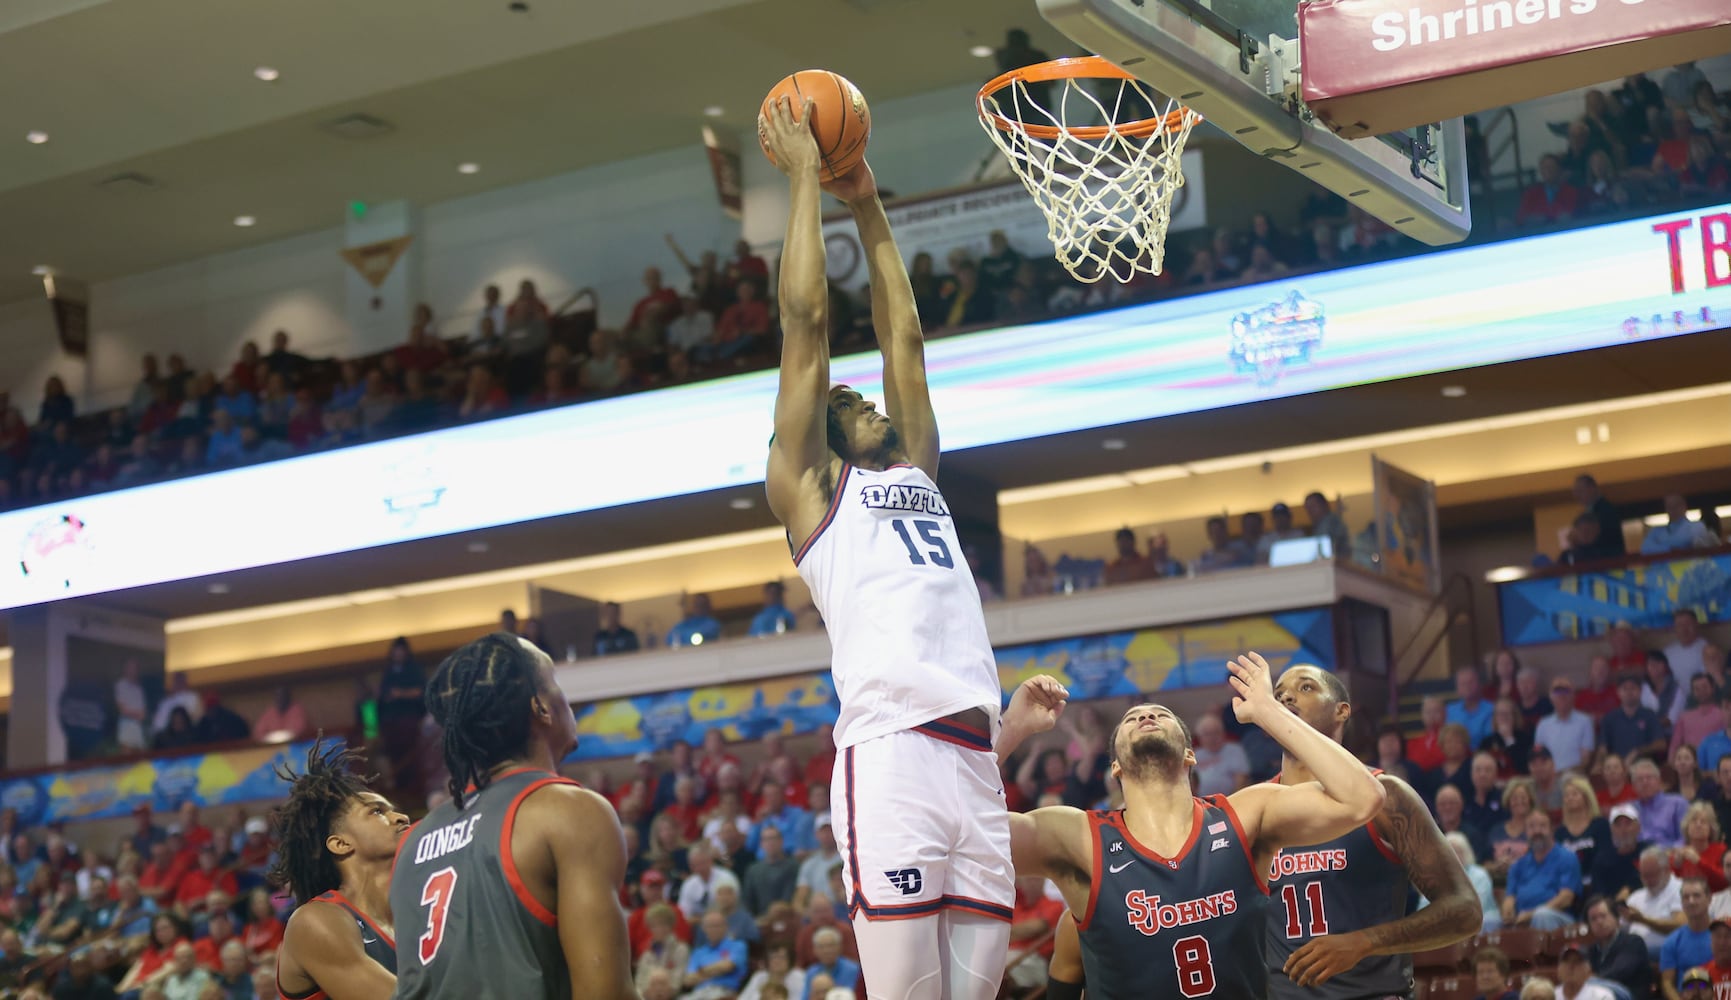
892, 518, 953, 568
418, 867, 457, 965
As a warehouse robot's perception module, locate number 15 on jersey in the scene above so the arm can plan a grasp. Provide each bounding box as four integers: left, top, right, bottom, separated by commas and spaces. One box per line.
891, 518, 954, 568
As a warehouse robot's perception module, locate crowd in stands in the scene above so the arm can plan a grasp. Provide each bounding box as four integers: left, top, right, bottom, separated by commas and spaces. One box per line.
0, 67, 1725, 515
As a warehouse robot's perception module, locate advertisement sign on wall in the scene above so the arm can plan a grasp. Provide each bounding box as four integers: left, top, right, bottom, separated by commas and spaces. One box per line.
1498, 551, 1731, 645
568, 609, 1335, 760
0, 740, 317, 826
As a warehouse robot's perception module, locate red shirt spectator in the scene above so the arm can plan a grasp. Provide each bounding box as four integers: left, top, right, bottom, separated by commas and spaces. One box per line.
727, 240, 769, 286
629, 269, 682, 331
139, 845, 189, 905
242, 912, 284, 959
626, 871, 690, 959
715, 284, 770, 343
1406, 697, 1447, 771
1516, 155, 1579, 226
805, 737, 836, 790
394, 323, 449, 374
1009, 880, 1066, 959
174, 846, 237, 909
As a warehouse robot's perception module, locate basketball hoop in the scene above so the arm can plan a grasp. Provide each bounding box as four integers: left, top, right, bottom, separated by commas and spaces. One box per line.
978, 56, 1201, 284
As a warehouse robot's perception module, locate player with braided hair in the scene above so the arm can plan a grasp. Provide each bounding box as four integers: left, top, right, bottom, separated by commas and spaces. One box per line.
270, 739, 407, 1000
390, 632, 636, 1000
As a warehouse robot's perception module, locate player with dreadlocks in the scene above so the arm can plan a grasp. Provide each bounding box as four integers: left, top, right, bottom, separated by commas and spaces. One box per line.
390, 632, 636, 1000
269, 739, 408, 1000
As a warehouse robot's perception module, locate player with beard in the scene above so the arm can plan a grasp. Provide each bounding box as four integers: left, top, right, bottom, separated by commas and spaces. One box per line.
760, 96, 1071, 998
1266, 664, 1481, 999
1009, 653, 1387, 999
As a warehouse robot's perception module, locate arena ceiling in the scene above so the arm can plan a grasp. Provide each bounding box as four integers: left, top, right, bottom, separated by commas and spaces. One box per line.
0, 0, 1072, 302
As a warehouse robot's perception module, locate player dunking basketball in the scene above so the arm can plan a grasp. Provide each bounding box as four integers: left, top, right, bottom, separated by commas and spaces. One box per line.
760, 97, 1070, 1000
270, 740, 407, 1000
1265, 664, 1481, 999
390, 633, 636, 1000
1009, 653, 1388, 999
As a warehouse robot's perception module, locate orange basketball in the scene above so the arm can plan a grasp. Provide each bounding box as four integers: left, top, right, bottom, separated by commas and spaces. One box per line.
759, 70, 871, 182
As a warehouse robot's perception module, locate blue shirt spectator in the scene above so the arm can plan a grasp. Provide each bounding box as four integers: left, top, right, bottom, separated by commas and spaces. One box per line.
686, 916, 748, 993
1641, 496, 1719, 554
206, 414, 246, 466
1601, 679, 1668, 760
750, 785, 813, 856
1506, 827, 1581, 919
802, 928, 863, 1000
1446, 666, 1495, 747
667, 593, 722, 647
1699, 722, 1731, 772
212, 384, 257, 424
749, 581, 798, 637
1660, 922, 1713, 988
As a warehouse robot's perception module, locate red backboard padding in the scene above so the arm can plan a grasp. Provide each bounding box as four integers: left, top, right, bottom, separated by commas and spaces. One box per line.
1299, 0, 1731, 138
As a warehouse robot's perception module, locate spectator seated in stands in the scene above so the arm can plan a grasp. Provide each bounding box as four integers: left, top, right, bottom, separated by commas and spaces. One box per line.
1407, 695, 1448, 770
1535, 677, 1595, 771
1501, 812, 1581, 930
1448, 665, 1496, 747
704, 282, 772, 364
1644, 495, 1721, 554
802, 926, 862, 1000
749, 581, 797, 637
1584, 893, 1652, 1000
594, 601, 640, 656
685, 909, 748, 1000
1196, 516, 1249, 574
667, 593, 722, 647
1104, 527, 1155, 585
1255, 502, 1305, 562
1662, 877, 1717, 997
1475, 947, 1520, 1000
1668, 609, 1712, 688
1518, 154, 1581, 226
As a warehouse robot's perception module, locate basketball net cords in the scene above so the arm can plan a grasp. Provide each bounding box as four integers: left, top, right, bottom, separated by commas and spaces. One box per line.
980, 76, 1199, 284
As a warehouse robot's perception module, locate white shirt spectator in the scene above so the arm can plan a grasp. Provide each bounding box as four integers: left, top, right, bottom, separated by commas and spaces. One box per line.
703, 814, 752, 855
1533, 710, 1595, 771
115, 676, 148, 751
1642, 683, 1687, 728
796, 851, 840, 901
678, 866, 740, 921
1710, 886, 1731, 922
152, 684, 202, 735
1665, 637, 1709, 689
479, 302, 507, 340
1641, 519, 1717, 555
666, 310, 715, 354
1192, 741, 1251, 797
1624, 873, 1683, 954
1558, 982, 1616, 1000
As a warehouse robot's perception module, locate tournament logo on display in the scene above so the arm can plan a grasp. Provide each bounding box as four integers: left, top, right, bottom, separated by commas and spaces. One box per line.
18, 513, 93, 590
1229, 291, 1326, 386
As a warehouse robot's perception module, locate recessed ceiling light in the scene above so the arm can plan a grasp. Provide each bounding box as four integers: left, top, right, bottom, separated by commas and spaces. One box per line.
25, 130, 48, 145
1101, 438, 1127, 451
253, 66, 280, 82
457, 162, 480, 175
30, 265, 50, 276
466, 541, 490, 553
970, 44, 994, 58
703, 106, 725, 118
207, 582, 230, 595
233, 215, 256, 227
729, 497, 755, 510
1440, 385, 1467, 398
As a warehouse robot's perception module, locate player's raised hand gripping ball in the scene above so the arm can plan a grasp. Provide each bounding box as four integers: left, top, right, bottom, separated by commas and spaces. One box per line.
758, 97, 821, 178
759, 70, 872, 183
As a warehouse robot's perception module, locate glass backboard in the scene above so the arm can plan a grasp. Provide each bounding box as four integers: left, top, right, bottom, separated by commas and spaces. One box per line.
1038, 0, 1473, 244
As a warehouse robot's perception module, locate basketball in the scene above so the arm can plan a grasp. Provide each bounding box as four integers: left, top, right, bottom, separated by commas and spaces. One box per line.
759, 70, 871, 182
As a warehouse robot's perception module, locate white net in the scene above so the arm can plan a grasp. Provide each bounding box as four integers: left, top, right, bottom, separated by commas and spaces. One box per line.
979, 66, 1200, 284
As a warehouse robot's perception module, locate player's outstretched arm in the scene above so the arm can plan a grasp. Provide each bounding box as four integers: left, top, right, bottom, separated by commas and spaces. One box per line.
826, 163, 939, 479
760, 98, 832, 541
1008, 806, 1089, 884
541, 785, 640, 1000
281, 904, 396, 1000
1282, 775, 1481, 987
1226, 653, 1385, 848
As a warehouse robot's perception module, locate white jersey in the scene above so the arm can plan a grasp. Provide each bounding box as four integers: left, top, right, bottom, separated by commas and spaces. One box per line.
794, 462, 1002, 750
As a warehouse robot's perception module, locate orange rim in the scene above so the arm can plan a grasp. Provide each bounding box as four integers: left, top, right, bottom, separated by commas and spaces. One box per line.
977, 55, 1200, 141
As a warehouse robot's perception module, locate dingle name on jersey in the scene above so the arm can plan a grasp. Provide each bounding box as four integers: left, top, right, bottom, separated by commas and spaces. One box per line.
1268, 848, 1348, 882
414, 813, 484, 865
859, 483, 949, 516
1124, 889, 1238, 936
